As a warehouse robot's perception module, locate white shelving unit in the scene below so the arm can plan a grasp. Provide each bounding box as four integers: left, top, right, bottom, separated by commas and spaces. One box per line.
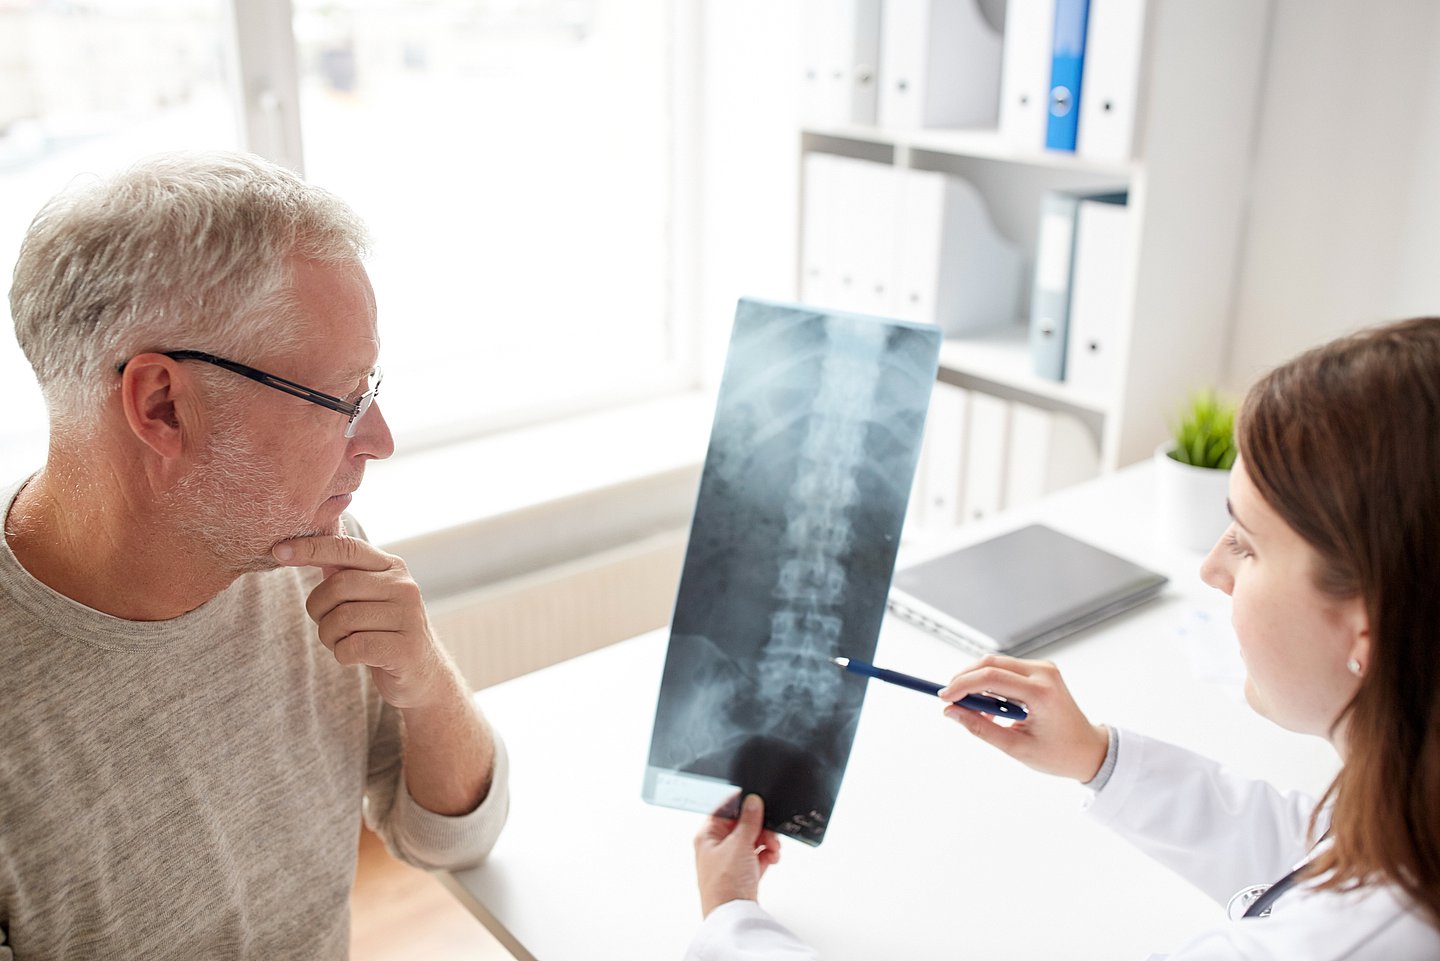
797, 0, 1272, 471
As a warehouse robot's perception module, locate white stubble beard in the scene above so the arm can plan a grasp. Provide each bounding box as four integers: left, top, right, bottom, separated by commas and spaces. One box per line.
163, 421, 341, 575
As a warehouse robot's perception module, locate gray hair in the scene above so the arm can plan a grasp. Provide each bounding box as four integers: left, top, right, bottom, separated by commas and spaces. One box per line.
9, 150, 370, 433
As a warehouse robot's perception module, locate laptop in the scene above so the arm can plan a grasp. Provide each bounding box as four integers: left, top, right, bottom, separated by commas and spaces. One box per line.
887, 524, 1168, 657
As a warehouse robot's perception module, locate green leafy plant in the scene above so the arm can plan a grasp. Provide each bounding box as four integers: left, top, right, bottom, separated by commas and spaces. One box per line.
1168, 390, 1237, 470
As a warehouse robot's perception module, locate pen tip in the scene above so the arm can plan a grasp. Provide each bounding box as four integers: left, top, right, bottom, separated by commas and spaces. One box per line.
831, 656, 849, 668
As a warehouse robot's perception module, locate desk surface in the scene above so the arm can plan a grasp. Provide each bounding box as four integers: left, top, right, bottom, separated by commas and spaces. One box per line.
444, 463, 1340, 960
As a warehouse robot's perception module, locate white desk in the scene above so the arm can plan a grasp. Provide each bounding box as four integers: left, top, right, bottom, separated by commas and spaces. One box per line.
444, 462, 1340, 960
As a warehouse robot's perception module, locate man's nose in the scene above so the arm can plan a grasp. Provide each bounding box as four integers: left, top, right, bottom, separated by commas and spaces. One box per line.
350, 400, 395, 461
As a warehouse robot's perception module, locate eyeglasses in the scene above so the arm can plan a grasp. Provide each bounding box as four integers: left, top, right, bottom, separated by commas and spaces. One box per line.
118, 349, 382, 438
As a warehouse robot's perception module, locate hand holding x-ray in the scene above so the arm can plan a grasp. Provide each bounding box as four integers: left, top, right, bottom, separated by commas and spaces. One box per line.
694, 794, 783, 917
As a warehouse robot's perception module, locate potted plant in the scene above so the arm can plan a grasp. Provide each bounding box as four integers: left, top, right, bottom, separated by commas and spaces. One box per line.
1156, 390, 1237, 552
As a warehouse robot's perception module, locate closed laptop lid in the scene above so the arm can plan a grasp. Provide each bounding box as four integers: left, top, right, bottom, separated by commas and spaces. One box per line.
889, 524, 1167, 652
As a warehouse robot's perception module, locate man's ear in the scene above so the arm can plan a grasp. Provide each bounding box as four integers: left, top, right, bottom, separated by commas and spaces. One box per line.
118, 353, 190, 459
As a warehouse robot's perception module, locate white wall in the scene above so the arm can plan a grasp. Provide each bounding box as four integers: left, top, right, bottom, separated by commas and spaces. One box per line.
695, 0, 803, 381
1393, 7, 1440, 320
1225, 0, 1440, 387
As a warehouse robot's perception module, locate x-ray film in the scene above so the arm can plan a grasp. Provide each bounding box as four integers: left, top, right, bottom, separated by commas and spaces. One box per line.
642, 298, 940, 845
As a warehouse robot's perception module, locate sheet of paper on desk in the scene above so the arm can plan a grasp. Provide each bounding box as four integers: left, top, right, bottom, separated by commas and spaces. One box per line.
642, 298, 940, 845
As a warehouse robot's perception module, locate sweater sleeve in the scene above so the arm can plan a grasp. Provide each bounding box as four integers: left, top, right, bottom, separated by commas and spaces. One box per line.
1084, 728, 1320, 904
362, 704, 511, 871
683, 901, 821, 961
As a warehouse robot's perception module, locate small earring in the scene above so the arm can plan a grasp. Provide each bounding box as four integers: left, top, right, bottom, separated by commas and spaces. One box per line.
1347, 658, 1363, 677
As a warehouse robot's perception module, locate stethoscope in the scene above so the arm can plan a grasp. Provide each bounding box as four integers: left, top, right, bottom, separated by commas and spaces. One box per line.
1225, 863, 1307, 920
1224, 831, 1330, 921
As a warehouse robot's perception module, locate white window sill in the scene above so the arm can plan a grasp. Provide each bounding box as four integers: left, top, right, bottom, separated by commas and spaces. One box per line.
353, 391, 713, 598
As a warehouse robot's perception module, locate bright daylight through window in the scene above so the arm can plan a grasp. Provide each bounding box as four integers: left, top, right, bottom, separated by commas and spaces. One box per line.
0, 0, 680, 471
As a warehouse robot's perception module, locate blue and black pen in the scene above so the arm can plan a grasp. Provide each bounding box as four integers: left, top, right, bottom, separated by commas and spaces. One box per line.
831, 656, 1028, 721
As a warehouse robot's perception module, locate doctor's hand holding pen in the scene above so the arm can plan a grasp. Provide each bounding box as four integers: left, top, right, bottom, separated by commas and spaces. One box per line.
938, 654, 1112, 783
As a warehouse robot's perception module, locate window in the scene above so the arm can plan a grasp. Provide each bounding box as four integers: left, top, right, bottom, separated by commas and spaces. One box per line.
0, 0, 689, 470
0, 0, 237, 469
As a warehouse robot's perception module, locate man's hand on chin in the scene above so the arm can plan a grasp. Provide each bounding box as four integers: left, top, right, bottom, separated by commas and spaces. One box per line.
271, 535, 447, 710
273, 534, 496, 817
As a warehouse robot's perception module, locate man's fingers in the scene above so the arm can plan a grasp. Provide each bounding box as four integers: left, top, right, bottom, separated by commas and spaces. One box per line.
331, 631, 403, 669
272, 534, 393, 573
314, 601, 407, 651
305, 569, 419, 622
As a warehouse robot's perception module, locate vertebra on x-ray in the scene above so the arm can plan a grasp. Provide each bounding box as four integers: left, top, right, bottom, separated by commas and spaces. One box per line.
642, 298, 940, 845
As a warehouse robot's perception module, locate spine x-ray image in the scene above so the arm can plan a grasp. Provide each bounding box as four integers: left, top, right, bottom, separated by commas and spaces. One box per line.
642, 298, 940, 845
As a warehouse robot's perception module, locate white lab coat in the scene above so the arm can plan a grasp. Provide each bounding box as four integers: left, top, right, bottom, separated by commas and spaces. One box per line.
683, 729, 1440, 960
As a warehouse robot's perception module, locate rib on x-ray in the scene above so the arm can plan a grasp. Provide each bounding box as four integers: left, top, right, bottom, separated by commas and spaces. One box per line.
642, 298, 940, 846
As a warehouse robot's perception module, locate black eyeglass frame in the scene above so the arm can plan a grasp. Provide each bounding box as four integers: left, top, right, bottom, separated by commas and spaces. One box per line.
117, 349, 381, 438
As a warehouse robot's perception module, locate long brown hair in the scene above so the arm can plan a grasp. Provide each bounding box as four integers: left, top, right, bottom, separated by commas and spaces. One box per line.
1238, 316, 1440, 923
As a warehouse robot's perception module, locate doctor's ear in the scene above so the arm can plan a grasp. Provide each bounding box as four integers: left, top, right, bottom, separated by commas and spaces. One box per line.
117, 353, 195, 460
1344, 611, 1370, 679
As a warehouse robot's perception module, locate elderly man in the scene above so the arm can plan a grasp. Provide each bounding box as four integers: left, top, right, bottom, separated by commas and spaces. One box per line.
0, 152, 507, 958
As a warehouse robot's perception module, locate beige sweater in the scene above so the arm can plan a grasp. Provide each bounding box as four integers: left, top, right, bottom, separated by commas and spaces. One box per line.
0, 481, 509, 960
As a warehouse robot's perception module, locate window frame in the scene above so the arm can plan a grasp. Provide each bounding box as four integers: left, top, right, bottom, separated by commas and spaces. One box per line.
233, 0, 704, 454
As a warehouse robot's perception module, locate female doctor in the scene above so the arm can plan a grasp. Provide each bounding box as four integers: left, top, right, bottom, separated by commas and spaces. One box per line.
685, 315, 1440, 959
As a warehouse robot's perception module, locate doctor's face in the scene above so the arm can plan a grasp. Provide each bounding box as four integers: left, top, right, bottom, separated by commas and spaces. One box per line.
1199, 458, 1367, 742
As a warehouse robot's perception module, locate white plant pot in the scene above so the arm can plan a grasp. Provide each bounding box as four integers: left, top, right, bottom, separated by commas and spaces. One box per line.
1155, 442, 1232, 553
